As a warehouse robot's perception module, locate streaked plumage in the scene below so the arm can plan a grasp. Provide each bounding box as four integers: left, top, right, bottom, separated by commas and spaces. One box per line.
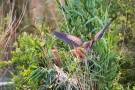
52, 46, 62, 67
53, 18, 114, 54
70, 47, 86, 59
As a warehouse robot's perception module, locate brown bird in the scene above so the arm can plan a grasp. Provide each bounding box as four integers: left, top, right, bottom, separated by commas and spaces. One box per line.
51, 46, 62, 67
53, 18, 114, 54
70, 47, 86, 59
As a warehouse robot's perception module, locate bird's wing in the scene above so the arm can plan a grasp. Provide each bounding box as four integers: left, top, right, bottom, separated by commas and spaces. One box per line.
53, 31, 84, 47
94, 18, 115, 42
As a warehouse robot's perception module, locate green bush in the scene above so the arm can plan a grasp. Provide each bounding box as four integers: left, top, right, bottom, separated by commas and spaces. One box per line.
10, 22, 57, 89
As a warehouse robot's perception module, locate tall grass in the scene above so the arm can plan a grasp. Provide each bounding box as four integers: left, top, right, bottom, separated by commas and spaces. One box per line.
55, 0, 120, 89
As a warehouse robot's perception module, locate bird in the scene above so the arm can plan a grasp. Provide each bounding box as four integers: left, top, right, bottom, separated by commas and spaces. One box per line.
53, 18, 114, 54
70, 47, 86, 59
51, 46, 62, 67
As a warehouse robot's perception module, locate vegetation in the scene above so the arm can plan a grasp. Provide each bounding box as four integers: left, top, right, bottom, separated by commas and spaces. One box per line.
0, 0, 135, 90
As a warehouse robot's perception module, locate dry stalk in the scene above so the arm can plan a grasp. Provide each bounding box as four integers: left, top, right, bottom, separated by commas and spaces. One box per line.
53, 65, 78, 89
0, 0, 28, 61
53, 65, 91, 90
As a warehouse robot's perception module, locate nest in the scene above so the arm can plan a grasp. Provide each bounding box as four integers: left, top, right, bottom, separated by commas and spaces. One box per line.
53, 65, 88, 90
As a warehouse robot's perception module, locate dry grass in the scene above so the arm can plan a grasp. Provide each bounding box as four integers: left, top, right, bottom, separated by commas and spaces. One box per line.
0, 0, 27, 61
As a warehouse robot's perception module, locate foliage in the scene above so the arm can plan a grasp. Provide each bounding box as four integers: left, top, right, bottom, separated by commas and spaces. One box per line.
56, 0, 135, 89
11, 32, 40, 89
10, 19, 79, 89
10, 21, 57, 89
0, 61, 12, 69
56, 0, 121, 89
107, 0, 135, 89
1, 0, 134, 89
10, 0, 122, 89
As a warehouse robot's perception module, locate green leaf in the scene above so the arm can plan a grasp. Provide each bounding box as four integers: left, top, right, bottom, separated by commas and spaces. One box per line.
35, 16, 45, 23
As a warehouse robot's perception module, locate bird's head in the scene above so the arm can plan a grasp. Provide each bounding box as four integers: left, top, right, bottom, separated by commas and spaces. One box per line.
52, 46, 58, 52
83, 40, 94, 54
